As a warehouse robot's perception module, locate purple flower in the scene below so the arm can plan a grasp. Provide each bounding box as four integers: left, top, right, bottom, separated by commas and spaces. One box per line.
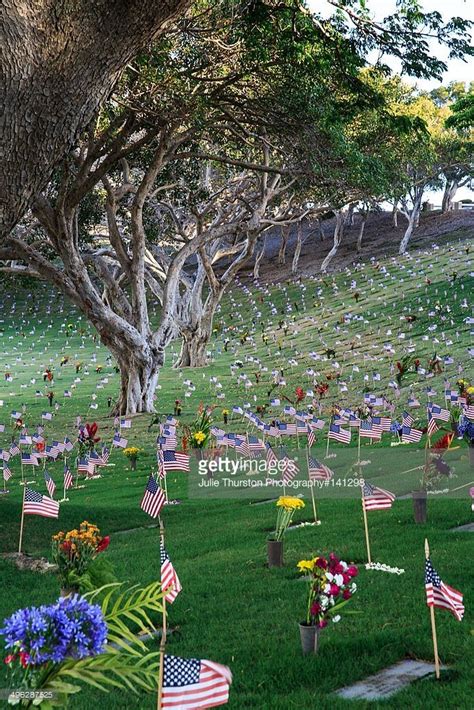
0, 596, 107, 665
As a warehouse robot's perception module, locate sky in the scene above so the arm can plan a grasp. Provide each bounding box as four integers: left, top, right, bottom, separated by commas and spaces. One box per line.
307, 0, 474, 202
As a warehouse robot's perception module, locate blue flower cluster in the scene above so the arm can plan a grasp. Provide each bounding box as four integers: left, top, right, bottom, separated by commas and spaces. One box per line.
458, 416, 474, 444
0, 595, 107, 665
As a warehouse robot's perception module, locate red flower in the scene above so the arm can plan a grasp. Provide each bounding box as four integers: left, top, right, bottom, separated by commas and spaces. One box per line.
295, 387, 305, 402
96, 535, 110, 553
347, 565, 358, 577
36, 441, 45, 453
4, 655, 15, 664
19, 652, 29, 668
60, 541, 72, 553
329, 583, 340, 597
85, 422, 100, 443
318, 619, 328, 628
342, 588, 352, 600
310, 602, 321, 615
315, 557, 327, 570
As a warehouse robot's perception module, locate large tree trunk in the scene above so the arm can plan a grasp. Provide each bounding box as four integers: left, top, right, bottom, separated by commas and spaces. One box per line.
253, 236, 266, 279
291, 222, 304, 274
278, 225, 289, 265
0, 0, 189, 239
356, 212, 368, 252
320, 210, 344, 272
441, 179, 458, 213
399, 192, 423, 255
115, 346, 162, 415
175, 325, 211, 369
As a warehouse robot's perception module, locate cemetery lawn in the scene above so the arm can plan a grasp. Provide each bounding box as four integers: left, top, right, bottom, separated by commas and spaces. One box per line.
0, 235, 472, 709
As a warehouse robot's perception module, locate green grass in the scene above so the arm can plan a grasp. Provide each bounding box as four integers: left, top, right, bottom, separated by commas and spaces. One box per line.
0, 236, 473, 708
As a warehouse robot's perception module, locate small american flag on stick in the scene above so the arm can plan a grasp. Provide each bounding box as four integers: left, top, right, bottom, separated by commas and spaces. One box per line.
425, 558, 464, 621
23, 488, 59, 518
161, 655, 232, 709
362, 482, 395, 511
140, 475, 165, 518
160, 542, 182, 604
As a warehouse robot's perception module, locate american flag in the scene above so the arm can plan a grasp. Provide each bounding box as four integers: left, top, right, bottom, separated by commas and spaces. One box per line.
44, 470, 56, 498
425, 558, 464, 621
359, 421, 381, 440
140, 475, 166, 518
78, 458, 94, 475
308, 456, 333, 481
247, 435, 265, 453
427, 415, 439, 437
348, 414, 361, 428
3, 464, 12, 482
120, 418, 132, 429
63, 437, 74, 452
283, 405, 296, 416
0, 449, 11, 462
23, 488, 59, 518
408, 396, 420, 408
161, 450, 190, 472
158, 435, 178, 451
113, 433, 128, 448
63, 465, 73, 490
100, 446, 110, 464
444, 389, 459, 403
328, 424, 351, 444
19, 433, 32, 446
265, 443, 278, 466
308, 418, 325, 430
21, 452, 39, 466
41, 411, 53, 421
160, 543, 182, 603
9, 442, 20, 457
362, 482, 395, 511
161, 655, 232, 709
235, 438, 250, 457
428, 403, 450, 422
401, 425, 423, 443
11, 410, 22, 419
307, 427, 315, 448
464, 404, 474, 421
402, 411, 414, 427
280, 451, 299, 484
278, 422, 297, 436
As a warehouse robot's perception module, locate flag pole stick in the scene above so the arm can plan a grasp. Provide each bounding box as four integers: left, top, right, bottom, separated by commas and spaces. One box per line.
360, 483, 371, 564
157, 520, 167, 710
306, 447, 318, 524
325, 432, 330, 459
18, 486, 26, 554
425, 538, 440, 680
357, 428, 361, 464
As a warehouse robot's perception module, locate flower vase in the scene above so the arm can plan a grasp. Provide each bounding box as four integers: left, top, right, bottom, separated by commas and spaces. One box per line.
267, 539, 283, 568
412, 489, 427, 523
299, 623, 320, 655
130, 458, 137, 470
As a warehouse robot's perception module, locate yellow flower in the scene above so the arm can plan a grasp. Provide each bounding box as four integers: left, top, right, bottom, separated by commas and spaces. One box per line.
297, 559, 315, 573
193, 431, 206, 444
467, 386, 474, 395
276, 496, 305, 511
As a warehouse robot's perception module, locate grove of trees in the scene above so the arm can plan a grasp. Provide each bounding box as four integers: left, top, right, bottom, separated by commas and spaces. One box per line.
0, 1, 472, 413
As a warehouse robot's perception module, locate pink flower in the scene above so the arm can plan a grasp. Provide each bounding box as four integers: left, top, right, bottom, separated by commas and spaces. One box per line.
4, 655, 15, 664
347, 565, 358, 578
310, 602, 321, 615
342, 573, 351, 585
315, 557, 327, 570
329, 584, 340, 597
343, 588, 352, 600
318, 619, 328, 628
